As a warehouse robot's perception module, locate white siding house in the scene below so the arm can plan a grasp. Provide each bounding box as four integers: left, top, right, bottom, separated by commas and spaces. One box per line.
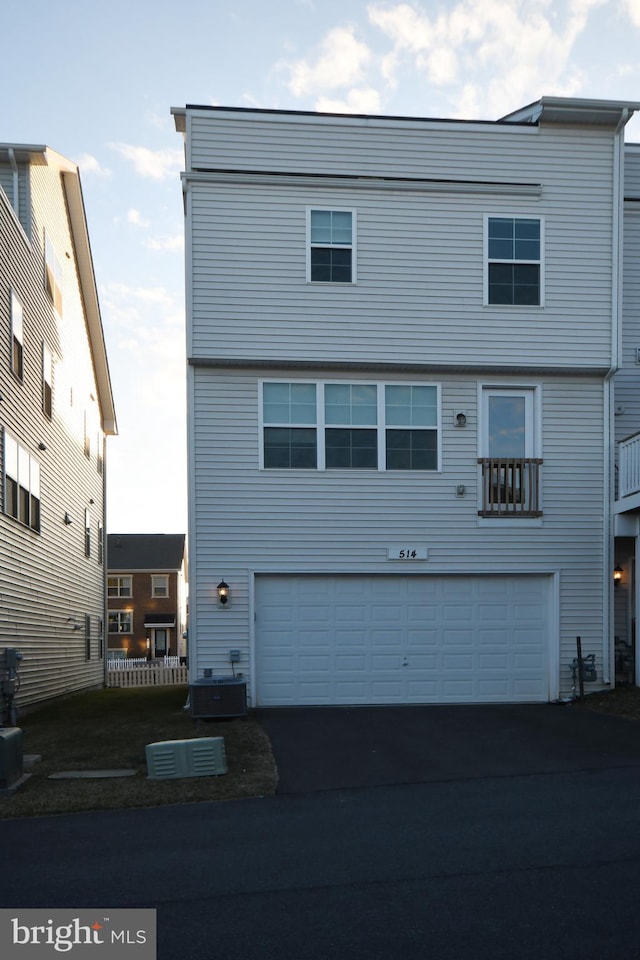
174, 97, 639, 706
0, 144, 117, 710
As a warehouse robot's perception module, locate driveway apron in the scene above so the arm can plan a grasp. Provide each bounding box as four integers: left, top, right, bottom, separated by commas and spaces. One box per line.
257, 703, 640, 793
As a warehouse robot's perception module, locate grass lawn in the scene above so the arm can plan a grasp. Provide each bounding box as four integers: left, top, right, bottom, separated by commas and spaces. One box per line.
0, 685, 277, 819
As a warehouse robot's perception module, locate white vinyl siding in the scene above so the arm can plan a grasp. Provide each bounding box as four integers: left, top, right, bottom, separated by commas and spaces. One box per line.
186, 117, 615, 371
189, 367, 605, 699
0, 160, 108, 706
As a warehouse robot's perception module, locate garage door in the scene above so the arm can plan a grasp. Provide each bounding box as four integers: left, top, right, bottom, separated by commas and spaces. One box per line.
255, 574, 551, 705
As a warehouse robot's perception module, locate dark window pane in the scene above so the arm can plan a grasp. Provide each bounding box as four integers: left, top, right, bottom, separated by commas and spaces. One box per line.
488, 238, 513, 259
264, 427, 316, 468
18, 485, 29, 524
31, 496, 40, 532
326, 429, 377, 468
488, 263, 539, 305
5, 477, 17, 518
386, 429, 437, 470
311, 247, 352, 282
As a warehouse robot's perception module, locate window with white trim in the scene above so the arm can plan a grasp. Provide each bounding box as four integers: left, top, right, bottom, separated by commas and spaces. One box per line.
85, 508, 91, 557
108, 611, 132, 633
152, 575, 169, 598
108, 576, 132, 598
261, 381, 439, 470
486, 216, 542, 306
42, 343, 53, 417
45, 233, 63, 314
3, 430, 41, 531
11, 291, 24, 380
308, 209, 354, 283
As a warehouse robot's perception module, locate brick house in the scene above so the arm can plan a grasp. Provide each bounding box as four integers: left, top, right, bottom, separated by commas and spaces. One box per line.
107, 534, 188, 660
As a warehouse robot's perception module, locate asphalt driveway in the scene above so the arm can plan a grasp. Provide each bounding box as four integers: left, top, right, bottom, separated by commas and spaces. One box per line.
257, 702, 640, 793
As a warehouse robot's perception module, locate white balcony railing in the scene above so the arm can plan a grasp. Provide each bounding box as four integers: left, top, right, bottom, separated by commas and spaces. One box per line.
618, 431, 640, 499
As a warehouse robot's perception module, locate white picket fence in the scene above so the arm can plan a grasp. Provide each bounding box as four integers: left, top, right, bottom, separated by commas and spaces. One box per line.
106, 657, 187, 688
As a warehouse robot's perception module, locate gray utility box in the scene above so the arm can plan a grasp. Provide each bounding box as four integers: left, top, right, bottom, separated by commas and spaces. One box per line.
0, 727, 24, 790
190, 677, 247, 719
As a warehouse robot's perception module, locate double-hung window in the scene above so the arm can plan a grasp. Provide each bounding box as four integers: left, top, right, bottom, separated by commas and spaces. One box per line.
263, 382, 318, 468
45, 233, 63, 314
108, 576, 132, 598
11, 291, 24, 380
486, 216, 542, 306
325, 384, 378, 468
3, 431, 40, 531
152, 575, 169, 598
42, 343, 53, 417
108, 611, 132, 634
262, 382, 439, 470
308, 209, 354, 283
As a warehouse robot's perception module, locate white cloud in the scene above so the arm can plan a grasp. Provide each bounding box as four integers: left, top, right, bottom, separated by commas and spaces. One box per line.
109, 142, 183, 180
127, 209, 150, 228
75, 153, 111, 178
285, 26, 373, 96
621, 0, 640, 26
316, 87, 383, 114
368, 0, 607, 118
145, 233, 184, 252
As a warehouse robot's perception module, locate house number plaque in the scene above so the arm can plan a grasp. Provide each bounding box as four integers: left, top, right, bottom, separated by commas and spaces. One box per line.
387, 546, 429, 560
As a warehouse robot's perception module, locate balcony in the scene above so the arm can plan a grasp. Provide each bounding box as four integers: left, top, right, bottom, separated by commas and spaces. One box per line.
618, 431, 640, 500
478, 458, 543, 518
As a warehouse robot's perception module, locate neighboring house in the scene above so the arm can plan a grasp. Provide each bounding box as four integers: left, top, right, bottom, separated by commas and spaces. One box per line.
107, 534, 188, 660
612, 144, 640, 684
0, 143, 117, 709
173, 97, 640, 707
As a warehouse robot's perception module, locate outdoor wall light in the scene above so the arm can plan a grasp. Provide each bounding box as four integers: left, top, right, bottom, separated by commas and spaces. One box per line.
64, 512, 72, 525
217, 579, 230, 605
614, 564, 624, 588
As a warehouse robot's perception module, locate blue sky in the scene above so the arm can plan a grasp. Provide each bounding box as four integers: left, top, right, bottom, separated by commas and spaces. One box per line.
2, 0, 640, 533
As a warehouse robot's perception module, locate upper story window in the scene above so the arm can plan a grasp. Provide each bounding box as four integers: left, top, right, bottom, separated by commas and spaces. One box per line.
10, 291, 24, 380
44, 233, 63, 314
261, 381, 439, 471
308, 209, 355, 283
152, 575, 169, 598
84, 508, 91, 557
42, 343, 53, 417
98, 521, 104, 565
108, 576, 132, 598
486, 216, 542, 306
3, 430, 41, 532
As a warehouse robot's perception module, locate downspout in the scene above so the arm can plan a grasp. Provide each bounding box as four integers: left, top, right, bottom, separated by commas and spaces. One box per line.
8, 149, 19, 220
604, 108, 630, 685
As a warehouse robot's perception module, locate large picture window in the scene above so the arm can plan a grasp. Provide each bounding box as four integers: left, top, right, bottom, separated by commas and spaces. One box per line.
308, 209, 354, 283
486, 216, 542, 306
261, 381, 439, 471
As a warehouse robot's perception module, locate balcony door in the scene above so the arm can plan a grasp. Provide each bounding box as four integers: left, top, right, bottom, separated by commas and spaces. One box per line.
482, 388, 535, 459
479, 387, 541, 517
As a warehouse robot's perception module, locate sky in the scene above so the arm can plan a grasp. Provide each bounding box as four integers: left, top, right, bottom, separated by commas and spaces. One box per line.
2, 0, 640, 534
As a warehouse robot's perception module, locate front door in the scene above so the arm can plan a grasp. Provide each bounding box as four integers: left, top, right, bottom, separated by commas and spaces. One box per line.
153, 629, 168, 657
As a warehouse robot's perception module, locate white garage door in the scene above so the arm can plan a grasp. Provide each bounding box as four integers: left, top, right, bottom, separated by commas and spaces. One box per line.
255, 574, 551, 706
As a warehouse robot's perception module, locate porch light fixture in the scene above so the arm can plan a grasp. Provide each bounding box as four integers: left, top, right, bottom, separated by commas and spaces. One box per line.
614, 565, 623, 588
217, 579, 230, 605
